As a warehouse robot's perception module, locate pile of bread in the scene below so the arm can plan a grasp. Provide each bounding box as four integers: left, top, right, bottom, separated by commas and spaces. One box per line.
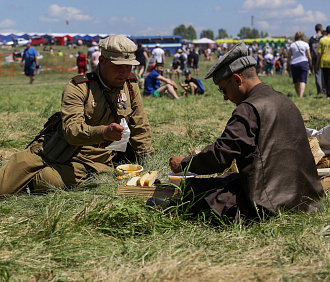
126, 171, 158, 187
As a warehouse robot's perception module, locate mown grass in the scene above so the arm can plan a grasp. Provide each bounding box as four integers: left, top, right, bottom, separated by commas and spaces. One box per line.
0, 56, 329, 281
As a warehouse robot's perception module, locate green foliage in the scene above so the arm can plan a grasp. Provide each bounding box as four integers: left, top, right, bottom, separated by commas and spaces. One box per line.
260, 30, 269, 38
200, 29, 214, 40
216, 29, 229, 39
237, 27, 269, 39
173, 24, 197, 40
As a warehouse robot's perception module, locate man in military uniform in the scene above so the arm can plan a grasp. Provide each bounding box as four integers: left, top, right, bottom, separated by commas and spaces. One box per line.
0, 34, 154, 195
169, 42, 324, 221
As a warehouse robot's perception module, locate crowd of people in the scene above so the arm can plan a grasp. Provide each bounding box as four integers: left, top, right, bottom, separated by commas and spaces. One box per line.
11, 23, 330, 101
243, 24, 330, 99
136, 23, 330, 100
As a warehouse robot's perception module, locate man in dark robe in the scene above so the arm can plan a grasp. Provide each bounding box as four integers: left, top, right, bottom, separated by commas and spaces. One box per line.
169, 41, 324, 222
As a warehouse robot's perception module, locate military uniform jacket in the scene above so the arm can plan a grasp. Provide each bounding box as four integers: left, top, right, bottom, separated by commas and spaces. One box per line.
181, 83, 324, 214
58, 68, 153, 172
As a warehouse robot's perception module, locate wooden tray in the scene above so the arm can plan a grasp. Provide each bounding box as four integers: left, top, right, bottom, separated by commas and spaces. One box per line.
321, 176, 330, 191
118, 184, 179, 198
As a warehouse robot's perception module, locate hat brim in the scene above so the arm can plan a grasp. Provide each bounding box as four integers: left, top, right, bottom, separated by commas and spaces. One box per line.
111, 59, 140, 66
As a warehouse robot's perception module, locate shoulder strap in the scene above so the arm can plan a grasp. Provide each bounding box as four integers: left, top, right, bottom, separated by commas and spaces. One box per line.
72, 74, 89, 85
295, 42, 304, 56
126, 72, 138, 100
72, 72, 97, 102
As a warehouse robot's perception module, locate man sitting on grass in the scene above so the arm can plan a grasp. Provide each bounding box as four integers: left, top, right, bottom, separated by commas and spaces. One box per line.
0, 34, 154, 195
169, 41, 324, 222
180, 69, 205, 96
144, 63, 179, 99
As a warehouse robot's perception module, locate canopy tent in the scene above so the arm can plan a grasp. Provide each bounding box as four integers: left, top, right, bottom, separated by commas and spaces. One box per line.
193, 37, 217, 49
216, 38, 287, 48
193, 37, 216, 44
0, 32, 109, 45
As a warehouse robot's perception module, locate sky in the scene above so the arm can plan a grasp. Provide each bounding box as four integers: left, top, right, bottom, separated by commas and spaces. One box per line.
0, 0, 329, 38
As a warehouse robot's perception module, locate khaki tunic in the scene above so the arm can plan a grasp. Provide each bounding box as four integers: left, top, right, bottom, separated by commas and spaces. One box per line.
0, 69, 153, 194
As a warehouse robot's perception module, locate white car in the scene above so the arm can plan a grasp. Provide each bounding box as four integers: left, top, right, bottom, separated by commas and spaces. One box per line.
5, 38, 29, 47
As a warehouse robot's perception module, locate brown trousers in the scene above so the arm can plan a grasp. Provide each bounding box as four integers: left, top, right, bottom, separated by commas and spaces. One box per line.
0, 141, 87, 195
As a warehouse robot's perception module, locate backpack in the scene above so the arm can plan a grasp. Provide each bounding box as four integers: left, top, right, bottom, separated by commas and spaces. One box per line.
195, 78, 205, 94
266, 57, 273, 65
309, 34, 323, 59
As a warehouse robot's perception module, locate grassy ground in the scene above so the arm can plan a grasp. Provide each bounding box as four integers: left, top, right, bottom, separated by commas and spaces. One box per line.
0, 56, 329, 281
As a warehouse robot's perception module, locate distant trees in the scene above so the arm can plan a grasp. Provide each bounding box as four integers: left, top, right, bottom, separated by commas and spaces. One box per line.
237, 27, 269, 39
216, 29, 229, 39
173, 24, 197, 40
200, 29, 214, 40
172, 25, 269, 40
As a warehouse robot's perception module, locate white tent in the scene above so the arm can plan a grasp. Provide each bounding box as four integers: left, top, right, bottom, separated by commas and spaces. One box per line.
193, 37, 216, 44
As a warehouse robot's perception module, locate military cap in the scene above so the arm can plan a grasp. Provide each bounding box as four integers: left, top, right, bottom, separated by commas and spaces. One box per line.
98, 34, 139, 65
205, 41, 257, 84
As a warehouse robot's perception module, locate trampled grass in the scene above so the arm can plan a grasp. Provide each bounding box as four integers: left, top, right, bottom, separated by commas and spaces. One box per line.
0, 56, 329, 281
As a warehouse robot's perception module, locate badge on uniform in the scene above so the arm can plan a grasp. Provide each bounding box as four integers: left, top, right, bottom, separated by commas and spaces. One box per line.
117, 93, 127, 109
92, 100, 97, 107
117, 93, 122, 103
121, 93, 127, 102
122, 93, 127, 109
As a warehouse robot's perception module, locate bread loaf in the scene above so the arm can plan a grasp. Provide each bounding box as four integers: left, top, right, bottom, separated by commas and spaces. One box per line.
144, 171, 158, 187
126, 176, 140, 186
136, 172, 150, 186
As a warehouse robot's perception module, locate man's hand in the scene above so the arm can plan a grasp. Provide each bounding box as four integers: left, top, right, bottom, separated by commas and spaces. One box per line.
169, 156, 185, 173
171, 80, 178, 91
102, 123, 124, 141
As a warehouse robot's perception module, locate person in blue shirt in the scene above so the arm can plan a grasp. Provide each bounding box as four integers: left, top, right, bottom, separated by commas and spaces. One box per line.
21, 42, 39, 84
144, 63, 179, 99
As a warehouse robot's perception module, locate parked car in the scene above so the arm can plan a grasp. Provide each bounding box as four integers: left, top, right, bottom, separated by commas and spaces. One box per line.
4, 40, 15, 46
31, 36, 45, 46
5, 38, 29, 47
14, 38, 29, 47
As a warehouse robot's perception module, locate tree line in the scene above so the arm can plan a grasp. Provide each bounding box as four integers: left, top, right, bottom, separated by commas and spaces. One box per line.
173, 24, 269, 40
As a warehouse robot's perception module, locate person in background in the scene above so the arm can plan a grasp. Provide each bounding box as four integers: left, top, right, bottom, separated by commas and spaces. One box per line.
180, 69, 204, 96
87, 41, 98, 68
151, 43, 165, 64
21, 41, 39, 84
171, 53, 181, 78
181, 49, 188, 70
287, 32, 312, 97
169, 41, 324, 222
91, 46, 101, 70
144, 63, 179, 99
309, 24, 324, 94
190, 48, 199, 76
264, 50, 274, 76
275, 53, 284, 75
316, 25, 330, 100
76, 51, 88, 74
134, 43, 149, 79
256, 49, 264, 75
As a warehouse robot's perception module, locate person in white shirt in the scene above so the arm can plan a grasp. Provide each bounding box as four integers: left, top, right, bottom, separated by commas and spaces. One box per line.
151, 44, 165, 64
91, 46, 101, 70
264, 50, 274, 76
287, 31, 312, 97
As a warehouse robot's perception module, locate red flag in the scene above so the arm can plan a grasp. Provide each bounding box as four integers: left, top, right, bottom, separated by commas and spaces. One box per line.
66, 20, 69, 25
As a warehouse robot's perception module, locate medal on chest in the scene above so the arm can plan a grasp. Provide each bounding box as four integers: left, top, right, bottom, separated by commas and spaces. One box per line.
117, 93, 127, 109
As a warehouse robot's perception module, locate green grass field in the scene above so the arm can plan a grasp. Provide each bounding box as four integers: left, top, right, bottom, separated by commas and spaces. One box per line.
0, 56, 329, 281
